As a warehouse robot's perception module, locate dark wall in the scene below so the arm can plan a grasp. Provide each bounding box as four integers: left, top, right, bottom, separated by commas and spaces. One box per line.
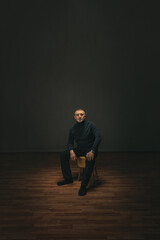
0, 0, 159, 152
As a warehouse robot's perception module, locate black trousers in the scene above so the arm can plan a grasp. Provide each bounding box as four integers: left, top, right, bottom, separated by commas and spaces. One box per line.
60, 148, 98, 187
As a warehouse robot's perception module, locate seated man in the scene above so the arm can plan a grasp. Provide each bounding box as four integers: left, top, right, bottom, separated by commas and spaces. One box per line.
57, 108, 102, 196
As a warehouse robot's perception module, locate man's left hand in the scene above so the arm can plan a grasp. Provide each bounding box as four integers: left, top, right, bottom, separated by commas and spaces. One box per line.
86, 151, 94, 161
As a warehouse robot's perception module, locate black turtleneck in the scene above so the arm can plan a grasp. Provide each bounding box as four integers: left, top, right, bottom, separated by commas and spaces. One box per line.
67, 119, 101, 153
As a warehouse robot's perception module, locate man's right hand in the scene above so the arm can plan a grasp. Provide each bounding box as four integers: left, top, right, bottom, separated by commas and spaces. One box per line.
70, 150, 77, 162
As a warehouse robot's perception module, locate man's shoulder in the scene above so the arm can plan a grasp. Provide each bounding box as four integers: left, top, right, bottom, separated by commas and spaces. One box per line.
86, 120, 96, 126
70, 122, 77, 130
88, 120, 95, 124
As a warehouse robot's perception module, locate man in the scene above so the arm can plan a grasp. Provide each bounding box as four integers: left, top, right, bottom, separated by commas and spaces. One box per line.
57, 109, 102, 196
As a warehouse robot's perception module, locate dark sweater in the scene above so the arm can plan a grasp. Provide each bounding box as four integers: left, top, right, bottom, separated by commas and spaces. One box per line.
67, 119, 102, 153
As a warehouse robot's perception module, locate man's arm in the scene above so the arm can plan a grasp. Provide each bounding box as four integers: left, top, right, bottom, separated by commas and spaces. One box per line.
90, 123, 102, 153
67, 128, 77, 162
67, 128, 74, 151
86, 123, 102, 161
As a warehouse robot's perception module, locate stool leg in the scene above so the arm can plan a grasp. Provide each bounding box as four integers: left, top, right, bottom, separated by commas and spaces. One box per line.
78, 168, 81, 181
94, 166, 98, 182
94, 166, 98, 179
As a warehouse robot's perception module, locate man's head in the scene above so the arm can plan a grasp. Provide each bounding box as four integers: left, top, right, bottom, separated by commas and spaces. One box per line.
74, 109, 86, 123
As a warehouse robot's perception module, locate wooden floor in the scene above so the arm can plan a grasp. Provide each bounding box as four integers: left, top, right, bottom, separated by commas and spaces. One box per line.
0, 152, 160, 240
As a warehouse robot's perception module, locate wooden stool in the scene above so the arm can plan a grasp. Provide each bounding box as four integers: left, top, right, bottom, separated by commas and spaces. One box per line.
77, 156, 99, 187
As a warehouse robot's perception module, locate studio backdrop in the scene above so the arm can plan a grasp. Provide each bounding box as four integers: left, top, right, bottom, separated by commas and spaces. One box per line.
0, 0, 159, 152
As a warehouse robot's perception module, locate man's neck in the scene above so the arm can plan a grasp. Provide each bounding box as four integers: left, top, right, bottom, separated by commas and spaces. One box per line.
76, 119, 86, 124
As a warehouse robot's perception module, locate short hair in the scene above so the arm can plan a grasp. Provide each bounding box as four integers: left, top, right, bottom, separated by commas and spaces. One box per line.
74, 109, 86, 115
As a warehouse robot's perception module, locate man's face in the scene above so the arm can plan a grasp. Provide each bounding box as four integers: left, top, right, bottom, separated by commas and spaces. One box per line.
74, 110, 86, 123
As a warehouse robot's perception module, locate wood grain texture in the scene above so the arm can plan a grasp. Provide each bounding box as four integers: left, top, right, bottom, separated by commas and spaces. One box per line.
0, 152, 160, 240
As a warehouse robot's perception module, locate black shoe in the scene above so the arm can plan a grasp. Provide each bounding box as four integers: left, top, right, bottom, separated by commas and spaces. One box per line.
57, 179, 73, 186
78, 186, 87, 196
